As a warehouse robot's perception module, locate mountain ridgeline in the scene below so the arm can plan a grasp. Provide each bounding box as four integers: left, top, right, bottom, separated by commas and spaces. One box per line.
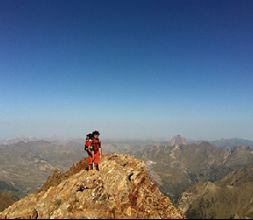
0, 140, 84, 194
179, 165, 253, 219
125, 141, 253, 201
0, 136, 253, 219
0, 154, 184, 219
119, 137, 253, 219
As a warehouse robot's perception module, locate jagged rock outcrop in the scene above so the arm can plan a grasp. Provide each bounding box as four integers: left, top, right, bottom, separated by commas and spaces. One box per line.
38, 159, 87, 193
0, 154, 184, 219
170, 135, 187, 146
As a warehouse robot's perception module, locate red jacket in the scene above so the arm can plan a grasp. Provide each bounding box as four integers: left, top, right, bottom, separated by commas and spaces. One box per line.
92, 137, 101, 152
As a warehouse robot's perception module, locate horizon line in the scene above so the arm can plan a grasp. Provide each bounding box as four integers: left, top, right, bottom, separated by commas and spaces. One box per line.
0, 135, 253, 143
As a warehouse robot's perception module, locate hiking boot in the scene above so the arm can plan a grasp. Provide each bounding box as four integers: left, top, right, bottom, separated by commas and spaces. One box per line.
95, 164, 99, 171
88, 164, 93, 170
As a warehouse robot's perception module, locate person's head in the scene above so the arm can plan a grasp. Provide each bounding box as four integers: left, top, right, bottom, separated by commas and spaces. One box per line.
92, 130, 100, 138
86, 133, 93, 140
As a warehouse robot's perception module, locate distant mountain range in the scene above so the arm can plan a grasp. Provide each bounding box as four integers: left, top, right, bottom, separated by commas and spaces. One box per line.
184, 137, 253, 148
210, 138, 253, 148
0, 140, 84, 194
179, 165, 253, 219
1, 136, 252, 147
1, 135, 253, 218
125, 141, 253, 201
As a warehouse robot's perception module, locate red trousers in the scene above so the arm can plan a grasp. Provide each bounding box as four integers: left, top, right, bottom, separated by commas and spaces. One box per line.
87, 150, 100, 165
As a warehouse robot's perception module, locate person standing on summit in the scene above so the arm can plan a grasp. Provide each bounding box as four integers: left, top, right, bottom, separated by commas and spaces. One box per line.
91, 130, 102, 171
84, 133, 94, 170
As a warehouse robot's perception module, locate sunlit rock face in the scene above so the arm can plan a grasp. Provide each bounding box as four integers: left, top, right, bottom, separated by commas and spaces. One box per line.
0, 154, 184, 219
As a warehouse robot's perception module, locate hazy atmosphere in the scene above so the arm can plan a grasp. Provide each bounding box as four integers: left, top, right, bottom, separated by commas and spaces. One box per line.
0, 0, 252, 140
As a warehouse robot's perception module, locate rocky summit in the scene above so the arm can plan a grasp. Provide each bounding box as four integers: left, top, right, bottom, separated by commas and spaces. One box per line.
0, 154, 184, 219
170, 135, 187, 147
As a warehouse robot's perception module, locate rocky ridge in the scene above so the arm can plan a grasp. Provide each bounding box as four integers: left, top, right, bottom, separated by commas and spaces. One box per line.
0, 154, 184, 219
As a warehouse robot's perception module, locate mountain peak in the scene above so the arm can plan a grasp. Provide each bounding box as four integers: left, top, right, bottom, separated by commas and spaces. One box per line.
170, 135, 187, 146
0, 154, 184, 219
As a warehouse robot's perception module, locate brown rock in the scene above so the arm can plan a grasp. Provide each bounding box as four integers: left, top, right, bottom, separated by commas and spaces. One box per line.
0, 154, 184, 219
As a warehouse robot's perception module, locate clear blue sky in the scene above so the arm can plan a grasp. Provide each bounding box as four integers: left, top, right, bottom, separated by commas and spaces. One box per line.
0, 0, 252, 140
